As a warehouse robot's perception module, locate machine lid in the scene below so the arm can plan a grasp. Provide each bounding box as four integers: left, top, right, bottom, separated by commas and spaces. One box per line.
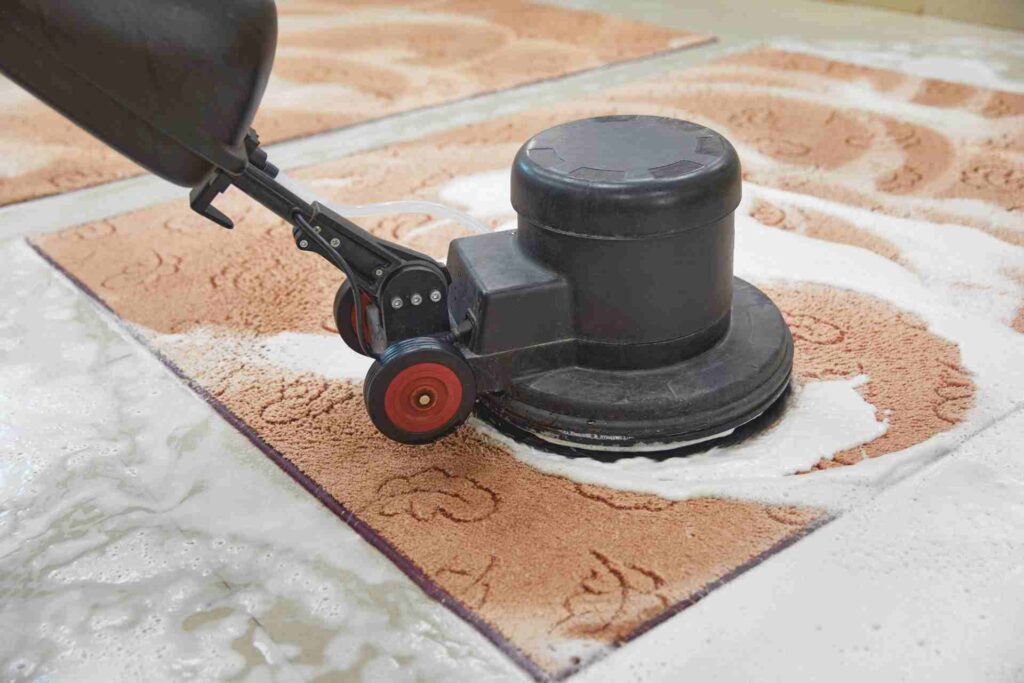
0, 0, 277, 187
511, 115, 741, 238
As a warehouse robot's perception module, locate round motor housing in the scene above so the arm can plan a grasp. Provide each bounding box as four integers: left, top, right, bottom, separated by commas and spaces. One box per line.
475, 115, 793, 452
510, 115, 741, 369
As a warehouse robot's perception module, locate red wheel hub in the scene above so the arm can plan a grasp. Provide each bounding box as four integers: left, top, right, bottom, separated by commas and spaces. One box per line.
350, 292, 372, 336
384, 363, 463, 434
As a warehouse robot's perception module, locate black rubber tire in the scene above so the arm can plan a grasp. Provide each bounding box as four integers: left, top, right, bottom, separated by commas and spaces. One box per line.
333, 280, 372, 357
363, 337, 477, 444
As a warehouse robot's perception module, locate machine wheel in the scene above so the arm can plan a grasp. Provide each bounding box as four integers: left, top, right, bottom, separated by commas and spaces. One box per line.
363, 337, 476, 444
334, 280, 374, 356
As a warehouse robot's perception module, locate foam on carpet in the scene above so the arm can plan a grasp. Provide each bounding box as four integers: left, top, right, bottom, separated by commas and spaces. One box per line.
30, 48, 1024, 679
0, 0, 710, 207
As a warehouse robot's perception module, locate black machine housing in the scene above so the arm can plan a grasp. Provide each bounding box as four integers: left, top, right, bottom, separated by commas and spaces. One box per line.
448, 117, 792, 449
0, 0, 793, 451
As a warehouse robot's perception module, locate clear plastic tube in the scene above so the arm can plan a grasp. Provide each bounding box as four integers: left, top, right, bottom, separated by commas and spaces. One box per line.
275, 171, 491, 236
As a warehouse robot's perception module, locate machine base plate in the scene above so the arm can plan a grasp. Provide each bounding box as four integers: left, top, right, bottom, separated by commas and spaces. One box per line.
477, 279, 793, 455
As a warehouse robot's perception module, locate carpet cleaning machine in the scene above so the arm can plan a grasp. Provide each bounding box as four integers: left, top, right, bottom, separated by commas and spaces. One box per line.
0, 0, 793, 452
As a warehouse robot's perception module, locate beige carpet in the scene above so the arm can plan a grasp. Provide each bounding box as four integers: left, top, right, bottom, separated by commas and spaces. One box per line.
31, 48, 1024, 678
0, 0, 710, 207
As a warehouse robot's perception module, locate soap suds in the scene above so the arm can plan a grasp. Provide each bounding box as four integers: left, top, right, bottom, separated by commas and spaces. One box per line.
749, 198, 906, 266
0, 140, 58, 178
769, 39, 1024, 92
486, 376, 886, 504
157, 328, 376, 382
258, 330, 375, 380
436, 170, 514, 220
748, 185, 1023, 330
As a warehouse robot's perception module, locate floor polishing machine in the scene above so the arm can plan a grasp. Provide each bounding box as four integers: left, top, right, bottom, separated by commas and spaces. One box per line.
0, 0, 793, 453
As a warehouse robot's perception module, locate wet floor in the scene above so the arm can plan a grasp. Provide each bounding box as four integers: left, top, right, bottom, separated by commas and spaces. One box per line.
1, 1, 1022, 681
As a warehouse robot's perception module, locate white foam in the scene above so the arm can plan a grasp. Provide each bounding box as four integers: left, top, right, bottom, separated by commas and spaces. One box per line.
257, 330, 374, 380
149, 326, 374, 383
281, 170, 492, 236
771, 39, 1024, 92
483, 376, 887, 507
678, 78, 999, 136
0, 141, 59, 178
749, 184, 1024, 326
436, 170, 514, 220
